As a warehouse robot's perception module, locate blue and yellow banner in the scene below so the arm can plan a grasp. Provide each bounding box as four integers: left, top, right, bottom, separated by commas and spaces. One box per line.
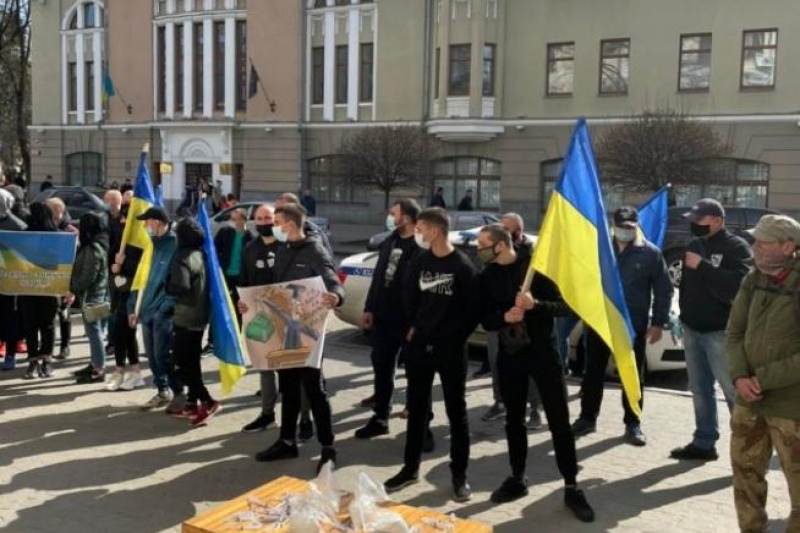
0, 231, 78, 296
197, 200, 248, 394
531, 118, 641, 415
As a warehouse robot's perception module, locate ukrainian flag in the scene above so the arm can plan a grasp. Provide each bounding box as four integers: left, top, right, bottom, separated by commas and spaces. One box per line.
196, 201, 247, 394
637, 184, 670, 249
120, 146, 156, 293
531, 118, 641, 415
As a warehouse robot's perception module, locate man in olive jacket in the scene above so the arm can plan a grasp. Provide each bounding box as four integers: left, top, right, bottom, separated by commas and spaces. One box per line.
725, 214, 800, 533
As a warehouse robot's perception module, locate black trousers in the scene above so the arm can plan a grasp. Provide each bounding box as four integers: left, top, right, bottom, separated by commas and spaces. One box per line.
404, 338, 469, 479
58, 299, 72, 351
498, 342, 578, 484
279, 366, 334, 447
112, 305, 139, 367
172, 326, 211, 404
0, 295, 22, 358
20, 296, 58, 359
370, 320, 405, 421
580, 329, 646, 426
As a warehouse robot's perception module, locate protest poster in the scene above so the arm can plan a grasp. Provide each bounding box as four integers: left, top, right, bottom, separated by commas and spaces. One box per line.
238, 276, 330, 371
0, 231, 77, 296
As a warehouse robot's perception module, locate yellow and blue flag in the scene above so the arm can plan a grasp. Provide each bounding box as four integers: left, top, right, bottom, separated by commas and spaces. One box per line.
531, 118, 641, 415
637, 184, 669, 249
196, 201, 247, 394
120, 147, 156, 293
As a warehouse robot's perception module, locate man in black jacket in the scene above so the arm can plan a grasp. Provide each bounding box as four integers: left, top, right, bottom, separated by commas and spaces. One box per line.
571, 206, 673, 447
477, 224, 594, 523
671, 198, 752, 461
275, 192, 332, 255
254, 204, 344, 474
384, 207, 480, 503
355, 198, 422, 439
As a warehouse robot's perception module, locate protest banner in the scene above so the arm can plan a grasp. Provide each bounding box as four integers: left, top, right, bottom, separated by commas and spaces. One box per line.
0, 231, 77, 296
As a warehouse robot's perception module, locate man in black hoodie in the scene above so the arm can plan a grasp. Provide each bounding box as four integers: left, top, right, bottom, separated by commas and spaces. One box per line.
254, 204, 344, 474
671, 198, 752, 461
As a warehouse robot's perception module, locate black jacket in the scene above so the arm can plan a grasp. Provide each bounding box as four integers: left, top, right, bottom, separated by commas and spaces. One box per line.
615, 238, 673, 333
305, 220, 332, 256
679, 228, 753, 332
364, 231, 422, 326
273, 234, 344, 304
111, 247, 143, 311
166, 218, 209, 330
214, 226, 252, 274
239, 238, 280, 288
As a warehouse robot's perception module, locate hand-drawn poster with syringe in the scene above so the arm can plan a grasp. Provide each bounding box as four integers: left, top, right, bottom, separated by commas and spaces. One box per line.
238, 277, 330, 370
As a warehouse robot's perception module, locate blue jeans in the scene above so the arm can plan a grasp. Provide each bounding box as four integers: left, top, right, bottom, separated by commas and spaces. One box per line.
85, 293, 108, 371
682, 324, 735, 450
142, 311, 182, 393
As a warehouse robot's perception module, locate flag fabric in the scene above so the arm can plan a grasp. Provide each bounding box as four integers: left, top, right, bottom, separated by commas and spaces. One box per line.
154, 184, 164, 208
637, 185, 670, 249
248, 63, 260, 99
120, 149, 157, 293
102, 71, 116, 98
530, 118, 641, 415
196, 201, 248, 394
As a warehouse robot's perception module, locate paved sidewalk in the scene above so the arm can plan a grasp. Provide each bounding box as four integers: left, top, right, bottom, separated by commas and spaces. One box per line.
0, 319, 790, 533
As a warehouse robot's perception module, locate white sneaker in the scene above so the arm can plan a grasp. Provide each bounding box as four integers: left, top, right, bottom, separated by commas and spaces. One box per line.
141, 389, 173, 411
105, 371, 125, 391
120, 370, 145, 391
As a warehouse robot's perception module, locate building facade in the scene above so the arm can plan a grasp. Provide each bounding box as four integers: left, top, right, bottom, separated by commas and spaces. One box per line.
30, 0, 800, 222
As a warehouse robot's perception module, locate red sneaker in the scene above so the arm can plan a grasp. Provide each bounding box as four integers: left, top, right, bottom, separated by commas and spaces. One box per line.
191, 401, 222, 427
16, 340, 27, 354
172, 404, 198, 420
0, 342, 6, 358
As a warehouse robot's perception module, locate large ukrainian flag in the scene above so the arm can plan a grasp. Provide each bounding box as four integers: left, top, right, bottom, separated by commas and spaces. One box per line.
531, 118, 641, 415
196, 201, 247, 394
120, 147, 157, 295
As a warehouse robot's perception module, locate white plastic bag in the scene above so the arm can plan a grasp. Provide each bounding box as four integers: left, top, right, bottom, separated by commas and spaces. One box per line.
349, 472, 411, 533
308, 460, 345, 517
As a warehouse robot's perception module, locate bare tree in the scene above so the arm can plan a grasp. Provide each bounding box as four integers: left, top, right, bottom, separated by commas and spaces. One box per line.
336, 126, 433, 209
0, 0, 30, 184
596, 108, 730, 193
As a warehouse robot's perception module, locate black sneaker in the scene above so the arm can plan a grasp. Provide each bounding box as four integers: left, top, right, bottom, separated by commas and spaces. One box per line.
564, 487, 595, 523
490, 476, 529, 504
423, 428, 435, 454
39, 360, 54, 378
241, 412, 276, 433
624, 424, 647, 447
359, 394, 376, 408
571, 418, 597, 437
452, 477, 472, 503
54, 347, 70, 360
670, 443, 718, 461
298, 418, 314, 442
316, 446, 336, 474
471, 364, 492, 379
355, 417, 389, 439
23, 360, 39, 380
72, 364, 94, 376
76, 371, 105, 384
255, 440, 299, 462
384, 468, 419, 493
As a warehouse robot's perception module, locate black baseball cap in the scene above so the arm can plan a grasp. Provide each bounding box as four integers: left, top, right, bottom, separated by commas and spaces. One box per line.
136, 206, 170, 224
682, 198, 725, 222
613, 206, 639, 228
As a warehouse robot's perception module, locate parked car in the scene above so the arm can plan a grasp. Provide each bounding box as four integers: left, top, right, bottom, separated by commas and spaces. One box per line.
211, 201, 331, 238
662, 206, 779, 286
32, 185, 107, 227
366, 211, 501, 251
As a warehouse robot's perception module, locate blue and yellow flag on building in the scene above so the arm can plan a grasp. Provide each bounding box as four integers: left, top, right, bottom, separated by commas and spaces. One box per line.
120, 146, 156, 294
531, 118, 641, 415
637, 184, 670, 249
196, 201, 248, 394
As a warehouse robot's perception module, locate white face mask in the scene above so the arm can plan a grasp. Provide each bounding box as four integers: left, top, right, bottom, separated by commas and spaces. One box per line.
273, 225, 288, 242
614, 226, 636, 243
386, 214, 397, 232
414, 233, 430, 250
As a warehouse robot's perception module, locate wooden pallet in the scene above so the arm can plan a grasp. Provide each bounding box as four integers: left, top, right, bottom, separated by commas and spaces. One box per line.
182, 475, 493, 533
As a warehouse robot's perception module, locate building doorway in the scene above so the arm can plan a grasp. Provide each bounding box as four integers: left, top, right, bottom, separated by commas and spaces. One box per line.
185, 163, 212, 188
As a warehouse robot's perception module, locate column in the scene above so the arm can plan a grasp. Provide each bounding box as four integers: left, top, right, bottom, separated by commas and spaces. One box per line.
62, 35, 69, 123
224, 17, 235, 117
76, 34, 86, 124
183, 20, 193, 117
346, 7, 359, 120
93, 29, 102, 121
469, 0, 484, 117
166, 22, 176, 118
323, 10, 335, 121
203, 18, 214, 117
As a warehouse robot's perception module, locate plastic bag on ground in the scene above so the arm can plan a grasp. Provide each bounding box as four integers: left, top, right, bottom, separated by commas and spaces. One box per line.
349, 472, 411, 533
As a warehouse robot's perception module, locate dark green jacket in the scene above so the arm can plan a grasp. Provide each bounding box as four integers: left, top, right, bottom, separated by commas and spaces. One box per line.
70, 242, 108, 302
166, 248, 209, 331
725, 257, 800, 420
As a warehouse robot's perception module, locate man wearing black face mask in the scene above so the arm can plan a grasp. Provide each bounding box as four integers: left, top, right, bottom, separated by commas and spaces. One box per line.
671, 198, 752, 461
571, 206, 672, 447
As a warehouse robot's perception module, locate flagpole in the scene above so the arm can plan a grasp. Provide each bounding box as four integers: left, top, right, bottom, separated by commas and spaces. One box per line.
249, 57, 276, 113
128, 143, 150, 321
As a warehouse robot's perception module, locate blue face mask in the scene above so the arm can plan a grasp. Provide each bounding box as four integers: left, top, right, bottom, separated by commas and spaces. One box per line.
386, 214, 397, 232
146, 226, 156, 238
273, 225, 288, 242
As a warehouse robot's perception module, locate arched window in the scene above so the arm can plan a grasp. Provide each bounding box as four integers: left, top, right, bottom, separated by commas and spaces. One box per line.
62, 2, 106, 124
67, 1, 104, 30
308, 156, 369, 204
432, 156, 500, 210
66, 152, 102, 187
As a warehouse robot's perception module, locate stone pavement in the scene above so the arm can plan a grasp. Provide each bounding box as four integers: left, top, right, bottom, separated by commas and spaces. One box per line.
0, 318, 791, 533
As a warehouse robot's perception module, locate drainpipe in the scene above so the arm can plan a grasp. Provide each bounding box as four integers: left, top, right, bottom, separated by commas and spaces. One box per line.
421, 0, 432, 123
297, 0, 308, 193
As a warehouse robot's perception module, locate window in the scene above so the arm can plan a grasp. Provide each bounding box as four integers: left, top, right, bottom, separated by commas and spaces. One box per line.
741, 29, 777, 89
448, 44, 471, 96
359, 43, 373, 102
66, 152, 102, 187
679, 33, 712, 91
214, 21, 225, 109
194, 23, 204, 110
85, 61, 94, 111
236, 21, 247, 110
335, 0, 349, 5
308, 156, 369, 204
482, 44, 495, 96
68, 62, 78, 112
432, 157, 500, 210
157, 26, 166, 112
157, 0, 167, 15
541, 159, 623, 211
434, 47, 440, 98
335, 45, 348, 104
547, 42, 575, 96
83, 2, 101, 27
314, 0, 326, 7
176, 24, 184, 112
599, 38, 630, 95
176, 0, 184, 12
311, 46, 324, 104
